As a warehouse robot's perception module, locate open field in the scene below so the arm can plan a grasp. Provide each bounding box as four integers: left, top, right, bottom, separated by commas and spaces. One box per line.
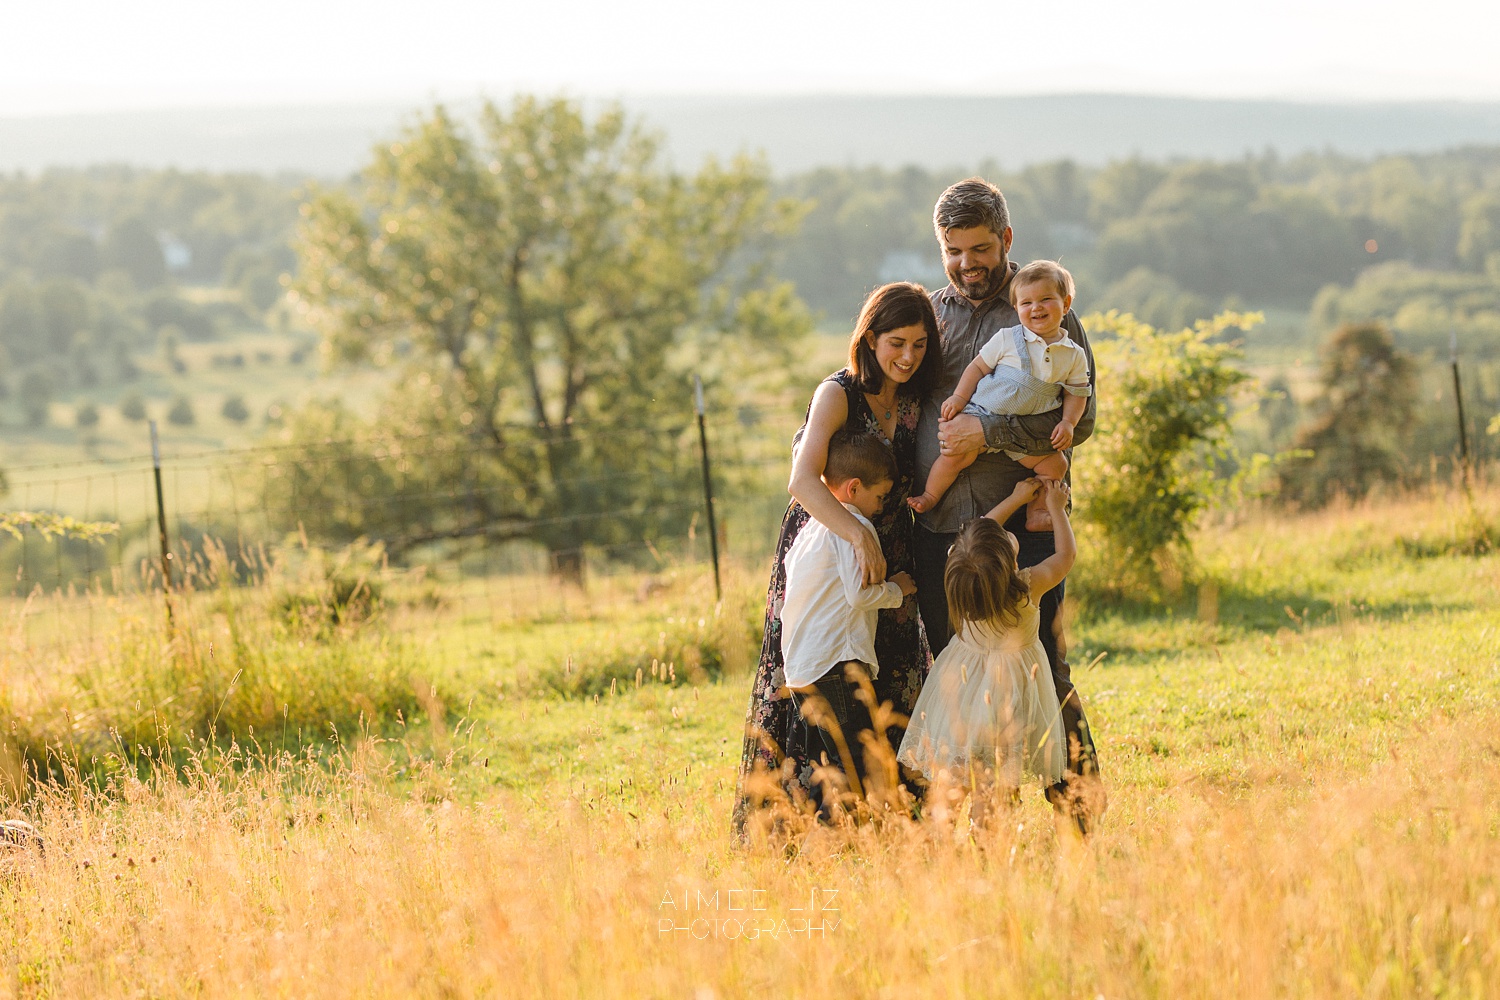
1, 484, 1499, 996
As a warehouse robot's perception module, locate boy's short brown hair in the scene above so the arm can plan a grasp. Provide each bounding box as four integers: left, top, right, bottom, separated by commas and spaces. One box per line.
823, 430, 898, 489
1010, 260, 1076, 304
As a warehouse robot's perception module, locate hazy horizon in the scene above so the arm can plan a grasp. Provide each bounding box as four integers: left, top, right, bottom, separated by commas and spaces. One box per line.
8, 88, 1500, 121
7, 0, 1500, 117
4, 93, 1500, 176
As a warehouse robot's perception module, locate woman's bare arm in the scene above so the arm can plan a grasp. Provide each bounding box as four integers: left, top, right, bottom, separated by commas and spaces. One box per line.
788, 381, 886, 586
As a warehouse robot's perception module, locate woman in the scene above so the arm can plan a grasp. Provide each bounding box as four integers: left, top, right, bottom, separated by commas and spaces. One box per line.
732, 282, 942, 837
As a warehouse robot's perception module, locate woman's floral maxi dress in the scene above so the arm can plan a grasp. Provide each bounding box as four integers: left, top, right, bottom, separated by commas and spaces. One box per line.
732, 370, 932, 836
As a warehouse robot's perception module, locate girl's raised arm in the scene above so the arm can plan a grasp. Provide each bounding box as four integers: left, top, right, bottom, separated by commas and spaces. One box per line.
788, 382, 887, 586
985, 478, 1041, 527
1027, 480, 1076, 598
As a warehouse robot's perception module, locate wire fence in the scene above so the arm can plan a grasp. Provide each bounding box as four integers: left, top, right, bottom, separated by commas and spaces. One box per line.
0, 406, 808, 656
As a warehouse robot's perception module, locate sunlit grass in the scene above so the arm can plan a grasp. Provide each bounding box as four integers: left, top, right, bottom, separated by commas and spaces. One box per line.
1, 482, 1498, 995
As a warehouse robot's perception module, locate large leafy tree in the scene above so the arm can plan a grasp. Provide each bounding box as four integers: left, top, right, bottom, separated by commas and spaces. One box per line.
287, 97, 810, 571
1279, 322, 1417, 508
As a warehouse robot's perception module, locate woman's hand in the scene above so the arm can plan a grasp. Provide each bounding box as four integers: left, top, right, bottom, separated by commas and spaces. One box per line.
854, 525, 887, 587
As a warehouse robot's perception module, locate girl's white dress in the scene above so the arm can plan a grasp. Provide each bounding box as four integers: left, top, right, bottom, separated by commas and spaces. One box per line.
898, 570, 1066, 787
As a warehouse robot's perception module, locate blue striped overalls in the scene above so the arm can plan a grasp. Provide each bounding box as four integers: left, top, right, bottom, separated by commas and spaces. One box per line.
964, 324, 1063, 427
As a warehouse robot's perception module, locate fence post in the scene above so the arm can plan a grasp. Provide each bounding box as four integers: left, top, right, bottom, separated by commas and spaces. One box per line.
150, 421, 175, 628
694, 376, 722, 603
1450, 330, 1470, 482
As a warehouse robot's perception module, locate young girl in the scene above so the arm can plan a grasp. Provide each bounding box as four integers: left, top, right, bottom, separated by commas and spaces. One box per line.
897, 477, 1075, 826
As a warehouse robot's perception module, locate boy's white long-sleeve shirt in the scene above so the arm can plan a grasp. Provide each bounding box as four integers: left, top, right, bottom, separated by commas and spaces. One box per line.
780, 503, 904, 689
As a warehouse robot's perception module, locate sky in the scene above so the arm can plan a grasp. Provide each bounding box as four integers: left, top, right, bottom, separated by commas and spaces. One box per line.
4, 0, 1499, 116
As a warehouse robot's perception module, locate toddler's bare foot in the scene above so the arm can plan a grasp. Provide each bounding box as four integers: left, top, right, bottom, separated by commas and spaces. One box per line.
907, 492, 940, 513
1025, 497, 1054, 532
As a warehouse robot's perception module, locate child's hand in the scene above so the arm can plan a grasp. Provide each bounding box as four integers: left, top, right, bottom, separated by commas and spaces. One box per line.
939, 395, 966, 421
889, 571, 917, 597
1050, 420, 1075, 450
1011, 478, 1042, 504
1043, 479, 1071, 513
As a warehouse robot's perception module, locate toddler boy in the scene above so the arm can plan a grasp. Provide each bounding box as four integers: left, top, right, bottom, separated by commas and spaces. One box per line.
908, 260, 1091, 530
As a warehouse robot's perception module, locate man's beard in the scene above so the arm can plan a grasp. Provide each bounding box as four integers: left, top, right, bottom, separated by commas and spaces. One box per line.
948, 263, 1005, 301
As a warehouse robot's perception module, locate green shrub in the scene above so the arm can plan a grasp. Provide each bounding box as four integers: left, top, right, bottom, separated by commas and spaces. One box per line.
119, 392, 147, 422
1278, 322, 1418, 508
1074, 310, 1254, 599
18, 370, 53, 426
270, 540, 387, 632
221, 393, 250, 423
166, 394, 195, 426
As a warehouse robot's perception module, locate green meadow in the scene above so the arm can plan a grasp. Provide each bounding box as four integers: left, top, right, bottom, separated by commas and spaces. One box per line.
1, 479, 1497, 996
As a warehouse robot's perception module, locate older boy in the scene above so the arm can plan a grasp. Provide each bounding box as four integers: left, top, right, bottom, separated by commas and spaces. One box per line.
781, 431, 917, 819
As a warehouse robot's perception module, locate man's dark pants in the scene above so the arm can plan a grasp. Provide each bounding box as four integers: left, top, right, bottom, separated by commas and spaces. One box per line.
912, 521, 1101, 799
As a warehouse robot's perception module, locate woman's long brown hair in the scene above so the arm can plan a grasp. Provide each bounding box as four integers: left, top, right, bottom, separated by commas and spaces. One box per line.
847, 282, 942, 397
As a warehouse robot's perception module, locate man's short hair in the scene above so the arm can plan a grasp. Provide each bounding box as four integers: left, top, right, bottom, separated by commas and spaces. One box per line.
1010, 260, 1076, 303
933, 177, 1010, 241
823, 430, 898, 488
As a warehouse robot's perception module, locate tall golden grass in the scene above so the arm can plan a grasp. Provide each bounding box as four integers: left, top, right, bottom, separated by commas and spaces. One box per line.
1, 711, 1496, 997
0, 483, 1497, 996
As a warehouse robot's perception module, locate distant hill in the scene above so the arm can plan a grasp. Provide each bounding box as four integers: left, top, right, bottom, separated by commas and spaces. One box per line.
3, 93, 1500, 176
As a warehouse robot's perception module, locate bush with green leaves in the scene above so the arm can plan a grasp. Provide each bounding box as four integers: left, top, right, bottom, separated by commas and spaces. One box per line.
221, 393, 250, 423
269, 539, 387, 633
18, 370, 54, 426
1278, 322, 1418, 508
167, 394, 195, 426
119, 391, 147, 422
1072, 310, 1254, 599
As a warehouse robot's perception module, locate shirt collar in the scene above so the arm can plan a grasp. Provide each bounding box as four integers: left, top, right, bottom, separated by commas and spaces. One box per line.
1024, 327, 1074, 348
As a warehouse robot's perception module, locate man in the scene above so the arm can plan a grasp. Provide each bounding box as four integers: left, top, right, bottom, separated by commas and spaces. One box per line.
912, 176, 1105, 831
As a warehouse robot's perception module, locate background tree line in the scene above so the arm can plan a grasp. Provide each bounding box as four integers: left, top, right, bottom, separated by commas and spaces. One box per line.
0, 168, 300, 425
1, 130, 1496, 520
7, 148, 1500, 355
8, 147, 1500, 340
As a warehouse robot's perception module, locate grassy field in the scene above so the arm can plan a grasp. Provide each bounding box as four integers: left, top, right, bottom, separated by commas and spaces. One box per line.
0, 482, 1497, 996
